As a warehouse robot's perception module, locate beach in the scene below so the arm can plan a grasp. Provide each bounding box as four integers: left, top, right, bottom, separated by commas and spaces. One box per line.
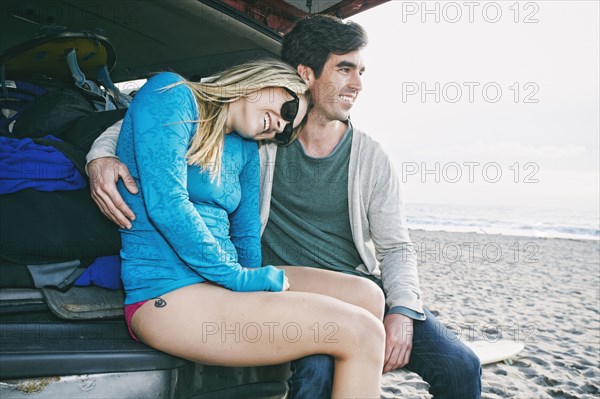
381, 229, 600, 399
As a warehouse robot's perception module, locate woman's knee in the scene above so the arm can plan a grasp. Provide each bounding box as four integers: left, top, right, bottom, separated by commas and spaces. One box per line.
340, 308, 386, 359
353, 277, 385, 320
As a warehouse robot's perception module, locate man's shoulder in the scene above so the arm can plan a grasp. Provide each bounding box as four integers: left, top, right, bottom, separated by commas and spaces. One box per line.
351, 126, 387, 158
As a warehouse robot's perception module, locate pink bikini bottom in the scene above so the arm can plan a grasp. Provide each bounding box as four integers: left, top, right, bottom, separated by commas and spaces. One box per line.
124, 299, 149, 342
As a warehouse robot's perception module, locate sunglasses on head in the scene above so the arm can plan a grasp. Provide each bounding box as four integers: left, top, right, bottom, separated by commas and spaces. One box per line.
274, 87, 300, 145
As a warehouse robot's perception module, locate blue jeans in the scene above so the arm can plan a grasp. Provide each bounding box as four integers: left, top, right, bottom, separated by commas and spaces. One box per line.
287, 307, 481, 399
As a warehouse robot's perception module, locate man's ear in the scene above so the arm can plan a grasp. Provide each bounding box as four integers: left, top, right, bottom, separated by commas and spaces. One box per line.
297, 64, 315, 86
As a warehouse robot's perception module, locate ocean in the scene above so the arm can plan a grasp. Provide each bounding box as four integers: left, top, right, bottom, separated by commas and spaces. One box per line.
405, 203, 600, 241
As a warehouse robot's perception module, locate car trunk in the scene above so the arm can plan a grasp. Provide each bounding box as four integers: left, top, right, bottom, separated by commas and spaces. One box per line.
0, 1, 387, 397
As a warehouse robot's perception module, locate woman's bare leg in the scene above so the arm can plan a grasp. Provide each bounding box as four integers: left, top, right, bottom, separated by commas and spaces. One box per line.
279, 266, 386, 320
132, 283, 384, 399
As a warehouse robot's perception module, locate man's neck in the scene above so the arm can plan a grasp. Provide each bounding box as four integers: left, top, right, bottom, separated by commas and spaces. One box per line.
298, 112, 348, 158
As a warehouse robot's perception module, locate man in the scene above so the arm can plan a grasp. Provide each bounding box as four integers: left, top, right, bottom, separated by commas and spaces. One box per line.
87, 15, 481, 399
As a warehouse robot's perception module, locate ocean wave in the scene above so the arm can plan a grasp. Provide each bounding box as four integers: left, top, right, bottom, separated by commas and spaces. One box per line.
405, 204, 600, 241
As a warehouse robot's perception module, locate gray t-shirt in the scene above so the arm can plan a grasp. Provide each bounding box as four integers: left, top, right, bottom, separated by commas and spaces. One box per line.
261, 126, 364, 275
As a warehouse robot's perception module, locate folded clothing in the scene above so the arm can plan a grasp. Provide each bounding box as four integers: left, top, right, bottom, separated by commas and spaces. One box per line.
74, 255, 122, 290
0, 135, 86, 194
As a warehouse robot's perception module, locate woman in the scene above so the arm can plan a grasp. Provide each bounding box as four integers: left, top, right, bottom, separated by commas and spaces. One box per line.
117, 60, 385, 398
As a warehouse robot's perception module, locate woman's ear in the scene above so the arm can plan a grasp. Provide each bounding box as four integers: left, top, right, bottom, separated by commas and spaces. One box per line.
297, 64, 315, 86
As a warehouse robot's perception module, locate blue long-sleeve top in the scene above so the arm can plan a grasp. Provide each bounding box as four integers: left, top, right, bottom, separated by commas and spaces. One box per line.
116, 72, 284, 304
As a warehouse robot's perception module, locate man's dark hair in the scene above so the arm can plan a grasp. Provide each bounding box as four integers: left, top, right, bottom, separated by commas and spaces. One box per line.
281, 15, 368, 78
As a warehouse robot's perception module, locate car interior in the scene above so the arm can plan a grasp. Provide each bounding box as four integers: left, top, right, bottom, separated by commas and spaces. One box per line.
0, 1, 387, 397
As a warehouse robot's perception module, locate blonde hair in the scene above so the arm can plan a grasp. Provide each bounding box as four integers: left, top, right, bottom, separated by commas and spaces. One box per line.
165, 59, 308, 178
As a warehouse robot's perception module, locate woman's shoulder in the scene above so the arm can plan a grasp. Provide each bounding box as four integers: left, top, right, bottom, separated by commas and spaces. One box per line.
147, 72, 185, 87
227, 133, 258, 149
225, 133, 258, 163
132, 72, 195, 112
136, 72, 189, 98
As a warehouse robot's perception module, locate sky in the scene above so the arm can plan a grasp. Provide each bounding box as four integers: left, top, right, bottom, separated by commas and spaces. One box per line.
350, 1, 599, 212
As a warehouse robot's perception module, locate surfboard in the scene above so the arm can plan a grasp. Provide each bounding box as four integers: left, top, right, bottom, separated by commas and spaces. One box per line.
463, 340, 525, 365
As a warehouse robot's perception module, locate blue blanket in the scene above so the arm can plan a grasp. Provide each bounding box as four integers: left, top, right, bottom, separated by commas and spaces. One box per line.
0, 135, 86, 194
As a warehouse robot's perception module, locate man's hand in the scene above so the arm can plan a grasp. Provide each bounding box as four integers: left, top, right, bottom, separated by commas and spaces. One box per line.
383, 313, 414, 373
88, 157, 138, 229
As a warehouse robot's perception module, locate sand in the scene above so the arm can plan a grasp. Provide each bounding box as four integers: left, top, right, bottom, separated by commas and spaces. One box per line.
381, 229, 600, 399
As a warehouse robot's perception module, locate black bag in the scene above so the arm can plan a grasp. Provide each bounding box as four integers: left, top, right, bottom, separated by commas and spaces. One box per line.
0, 80, 46, 135
10, 76, 95, 138
1, 29, 130, 138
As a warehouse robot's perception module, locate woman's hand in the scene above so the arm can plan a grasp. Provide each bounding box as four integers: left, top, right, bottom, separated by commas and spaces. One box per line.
232, 266, 287, 292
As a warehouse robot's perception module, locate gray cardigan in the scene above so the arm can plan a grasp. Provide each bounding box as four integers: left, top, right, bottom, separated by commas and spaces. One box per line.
259, 128, 424, 313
